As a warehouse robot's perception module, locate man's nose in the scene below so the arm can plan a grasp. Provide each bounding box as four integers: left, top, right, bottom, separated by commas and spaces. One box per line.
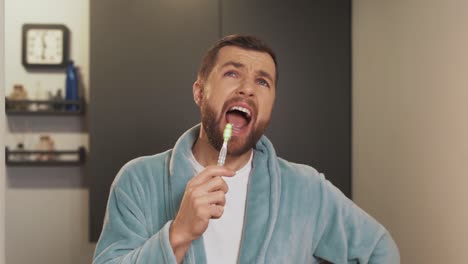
236, 81, 255, 97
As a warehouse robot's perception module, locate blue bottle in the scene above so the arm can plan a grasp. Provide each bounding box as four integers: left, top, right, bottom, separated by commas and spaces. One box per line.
65, 60, 79, 111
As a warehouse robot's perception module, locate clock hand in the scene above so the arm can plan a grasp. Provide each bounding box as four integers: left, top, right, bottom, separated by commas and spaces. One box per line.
42, 32, 47, 60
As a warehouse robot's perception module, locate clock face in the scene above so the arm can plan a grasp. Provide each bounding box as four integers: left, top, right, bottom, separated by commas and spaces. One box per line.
26, 29, 64, 64
22, 24, 69, 69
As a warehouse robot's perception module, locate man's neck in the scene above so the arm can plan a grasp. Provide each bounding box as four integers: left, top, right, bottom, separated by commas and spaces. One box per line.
192, 128, 253, 172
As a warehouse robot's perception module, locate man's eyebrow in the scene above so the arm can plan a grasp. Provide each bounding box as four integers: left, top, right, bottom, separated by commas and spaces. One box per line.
221, 61, 244, 69
221, 61, 275, 83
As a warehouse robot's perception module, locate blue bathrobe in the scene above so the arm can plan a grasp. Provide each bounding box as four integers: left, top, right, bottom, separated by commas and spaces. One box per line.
93, 125, 400, 263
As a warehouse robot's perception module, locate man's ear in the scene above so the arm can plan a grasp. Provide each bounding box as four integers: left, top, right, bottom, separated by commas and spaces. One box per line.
193, 79, 203, 106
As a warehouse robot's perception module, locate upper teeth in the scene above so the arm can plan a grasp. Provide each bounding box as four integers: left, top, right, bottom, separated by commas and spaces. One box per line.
229, 106, 251, 117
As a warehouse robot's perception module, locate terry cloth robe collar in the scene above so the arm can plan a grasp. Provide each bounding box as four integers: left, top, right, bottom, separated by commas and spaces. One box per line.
168, 124, 282, 263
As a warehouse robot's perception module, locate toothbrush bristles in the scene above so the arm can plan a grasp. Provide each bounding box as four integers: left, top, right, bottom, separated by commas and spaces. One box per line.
217, 124, 233, 166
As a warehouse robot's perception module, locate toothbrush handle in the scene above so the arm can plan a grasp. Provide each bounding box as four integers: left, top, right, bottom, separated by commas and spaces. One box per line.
217, 142, 228, 166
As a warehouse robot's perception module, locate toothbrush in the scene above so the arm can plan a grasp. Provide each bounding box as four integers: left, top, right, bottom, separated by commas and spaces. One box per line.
217, 123, 233, 166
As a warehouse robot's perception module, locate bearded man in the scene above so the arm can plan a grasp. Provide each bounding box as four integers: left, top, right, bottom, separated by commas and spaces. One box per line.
93, 35, 400, 264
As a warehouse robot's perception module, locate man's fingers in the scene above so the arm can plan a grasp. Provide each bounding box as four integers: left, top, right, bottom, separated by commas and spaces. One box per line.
208, 190, 226, 206
194, 190, 226, 207
185, 176, 228, 200
202, 176, 229, 194
189, 165, 235, 186
209, 204, 224, 219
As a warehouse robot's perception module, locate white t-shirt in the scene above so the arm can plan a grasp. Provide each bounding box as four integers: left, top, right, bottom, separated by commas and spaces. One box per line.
189, 151, 252, 264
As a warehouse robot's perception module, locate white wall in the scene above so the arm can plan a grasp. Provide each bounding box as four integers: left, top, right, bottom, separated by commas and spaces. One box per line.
4, 0, 95, 263
1, 0, 6, 262
353, 0, 468, 262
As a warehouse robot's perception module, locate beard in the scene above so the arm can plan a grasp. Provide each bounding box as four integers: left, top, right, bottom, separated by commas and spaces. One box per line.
200, 97, 270, 157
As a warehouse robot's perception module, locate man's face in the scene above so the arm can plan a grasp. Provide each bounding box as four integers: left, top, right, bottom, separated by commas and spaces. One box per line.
194, 46, 276, 156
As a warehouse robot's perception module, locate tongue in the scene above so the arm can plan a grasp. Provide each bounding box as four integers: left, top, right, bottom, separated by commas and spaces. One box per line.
226, 112, 248, 129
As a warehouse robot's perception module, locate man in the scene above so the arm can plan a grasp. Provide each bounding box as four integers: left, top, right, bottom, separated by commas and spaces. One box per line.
93, 35, 400, 263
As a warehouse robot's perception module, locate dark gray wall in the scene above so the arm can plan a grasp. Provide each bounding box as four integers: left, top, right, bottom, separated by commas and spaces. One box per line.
221, 0, 351, 198
90, 0, 351, 242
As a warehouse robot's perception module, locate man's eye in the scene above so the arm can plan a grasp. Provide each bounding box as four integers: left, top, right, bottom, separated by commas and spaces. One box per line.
257, 78, 270, 88
224, 71, 238, 77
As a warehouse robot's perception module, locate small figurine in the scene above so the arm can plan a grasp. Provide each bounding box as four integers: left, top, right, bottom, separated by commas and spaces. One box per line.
9, 84, 28, 100
53, 89, 65, 110
36, 135, 56, 161
16, 142, 27, 161
8, 84, 28, 110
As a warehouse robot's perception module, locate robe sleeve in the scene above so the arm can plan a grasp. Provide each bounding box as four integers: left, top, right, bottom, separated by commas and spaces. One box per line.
93, 181, 177, 264
313, 176, 400, 264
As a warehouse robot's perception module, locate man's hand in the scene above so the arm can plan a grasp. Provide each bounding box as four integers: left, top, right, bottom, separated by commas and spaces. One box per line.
169, 166, 235, 263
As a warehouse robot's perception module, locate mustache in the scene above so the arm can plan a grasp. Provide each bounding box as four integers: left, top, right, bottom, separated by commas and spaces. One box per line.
221, 97, 257, 116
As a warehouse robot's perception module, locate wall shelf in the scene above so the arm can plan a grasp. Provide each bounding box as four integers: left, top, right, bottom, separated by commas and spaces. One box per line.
5, 146, 86, 166
5, 98, 85, 115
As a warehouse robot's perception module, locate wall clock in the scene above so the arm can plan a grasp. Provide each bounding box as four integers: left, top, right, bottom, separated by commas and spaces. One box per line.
22, 24, 70, 69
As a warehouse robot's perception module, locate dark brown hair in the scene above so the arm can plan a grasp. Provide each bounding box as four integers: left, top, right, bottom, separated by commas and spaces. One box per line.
197, 34, 278, 85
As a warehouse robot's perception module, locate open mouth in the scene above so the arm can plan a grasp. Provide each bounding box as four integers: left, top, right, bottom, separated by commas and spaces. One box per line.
225, 106, 252, 131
